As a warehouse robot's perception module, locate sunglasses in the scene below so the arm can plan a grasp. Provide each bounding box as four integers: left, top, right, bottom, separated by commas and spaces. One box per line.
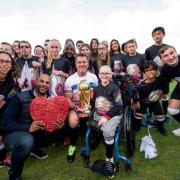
20, 45, 30, 49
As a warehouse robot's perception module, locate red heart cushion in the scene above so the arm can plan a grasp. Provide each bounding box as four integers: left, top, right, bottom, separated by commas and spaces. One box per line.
30, 96, 69, 132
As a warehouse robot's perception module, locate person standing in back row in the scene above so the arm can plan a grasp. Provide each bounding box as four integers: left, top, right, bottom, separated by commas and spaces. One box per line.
145, 27, 170, 125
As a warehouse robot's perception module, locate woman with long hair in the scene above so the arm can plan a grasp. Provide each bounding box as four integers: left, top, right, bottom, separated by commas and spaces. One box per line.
93, 42, 114, 76
90, 38, 99, 59
0, 51, 19, 167
110, 39, 125, 75
45, 39, 70, 96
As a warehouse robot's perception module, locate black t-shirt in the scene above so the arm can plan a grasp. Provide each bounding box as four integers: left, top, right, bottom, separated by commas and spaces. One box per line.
0, 77, 16, 119
137, 76, 166, 104
94, 82, 122, 117
16, 55, 39, 76
160, 57, 180, 83
121, 53, 145, 71
45, 56, 71, 75
93, 59, 114, 76
145, 44, 167, 61
111, 54, 125, 74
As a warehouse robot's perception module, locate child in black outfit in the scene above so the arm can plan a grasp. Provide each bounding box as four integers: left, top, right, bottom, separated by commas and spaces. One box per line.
133, 61, 167, 135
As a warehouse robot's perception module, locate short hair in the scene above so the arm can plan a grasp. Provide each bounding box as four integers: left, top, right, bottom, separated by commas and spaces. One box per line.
126, 39, 137, 46
76, 40, 84, 46
152, 27, 165, 36
20, 40, 31, 49
159, 45, 176, 58
99, 65, 112, 73
142, 61, 158, 72
1, 42, 11, 45
75, 53, 88, 61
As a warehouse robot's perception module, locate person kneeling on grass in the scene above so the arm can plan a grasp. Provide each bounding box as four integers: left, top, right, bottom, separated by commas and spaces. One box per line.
159, 45, 180, 136
0, 74, 68, 180
92, 65, 123, 163
65, 54, 98, 163
133, 61, 167, 136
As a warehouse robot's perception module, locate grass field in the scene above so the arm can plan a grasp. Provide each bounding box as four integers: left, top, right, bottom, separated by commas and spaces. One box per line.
0, 83, 180, 180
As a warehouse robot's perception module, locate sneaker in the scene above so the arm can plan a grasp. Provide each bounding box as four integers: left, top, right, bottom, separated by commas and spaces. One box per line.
105, 158, 116, 178
146, 113, 153, 123
0, 156, 11, 168
67, 145, 76, 163
141, 118, 149, 127
172, 128, 180, 136
105, 157, 114, 163
30, 149, 48, 160
164, 115, 172, 125
157, 126, 168, 136
147, 120, 158, 128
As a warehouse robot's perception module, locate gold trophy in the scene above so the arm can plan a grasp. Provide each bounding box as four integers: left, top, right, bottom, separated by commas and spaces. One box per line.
78, 80, 91, 115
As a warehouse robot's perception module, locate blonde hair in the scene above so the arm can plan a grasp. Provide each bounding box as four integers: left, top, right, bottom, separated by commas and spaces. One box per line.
46, 39, 61, 69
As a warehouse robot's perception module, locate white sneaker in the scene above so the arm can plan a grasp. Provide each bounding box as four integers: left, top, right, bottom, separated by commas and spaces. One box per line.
172, 128, 180, 136
105, 157, 114, 163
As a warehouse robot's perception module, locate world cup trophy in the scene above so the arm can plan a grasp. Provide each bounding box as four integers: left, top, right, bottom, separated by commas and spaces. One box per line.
78, 80, 91, 115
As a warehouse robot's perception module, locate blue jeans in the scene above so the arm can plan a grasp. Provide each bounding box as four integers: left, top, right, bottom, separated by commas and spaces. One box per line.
4, 128, 68, 179
4, 131, 34, 179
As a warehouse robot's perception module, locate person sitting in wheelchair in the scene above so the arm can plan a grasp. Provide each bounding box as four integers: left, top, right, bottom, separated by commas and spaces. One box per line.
92, 65, 123, 163
133, 61, 167, 135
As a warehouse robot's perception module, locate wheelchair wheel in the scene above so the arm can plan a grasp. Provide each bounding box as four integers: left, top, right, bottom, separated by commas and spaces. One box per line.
123, 106, 135, 157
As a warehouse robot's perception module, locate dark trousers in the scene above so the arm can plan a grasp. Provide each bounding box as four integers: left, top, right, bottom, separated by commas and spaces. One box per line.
4, 127, 68, 179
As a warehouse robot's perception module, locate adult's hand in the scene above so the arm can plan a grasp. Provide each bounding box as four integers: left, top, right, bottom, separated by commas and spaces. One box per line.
32, 61, 42, 67
54, 121, 65, 130
29, 121, 45, 133
0, 101, 6, 109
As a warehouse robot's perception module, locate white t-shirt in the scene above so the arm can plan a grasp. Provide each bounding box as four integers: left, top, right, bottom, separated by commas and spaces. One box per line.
65, 72, 98, 106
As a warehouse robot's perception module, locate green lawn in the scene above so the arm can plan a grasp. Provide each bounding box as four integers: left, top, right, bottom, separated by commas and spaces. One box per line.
0, 82, 180, 180
1, 121, 180, 180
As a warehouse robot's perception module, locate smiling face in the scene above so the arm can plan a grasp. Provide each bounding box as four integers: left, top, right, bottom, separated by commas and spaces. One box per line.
0, 53, 12, 77
98, 65, 112, 85
160, 47, 179, 67
80, 46, 91, 58
34, 46, 45, 59
64, 43, 75, 59
36, 74, 50, 96
111, 40, 120, 52
75, 55, 89, 76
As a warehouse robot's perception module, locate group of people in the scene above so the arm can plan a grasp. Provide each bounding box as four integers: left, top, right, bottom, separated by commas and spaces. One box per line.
0, 26, 180, 180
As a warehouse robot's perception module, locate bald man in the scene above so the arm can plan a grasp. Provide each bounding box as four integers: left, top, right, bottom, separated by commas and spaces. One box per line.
1, 74, 67, 180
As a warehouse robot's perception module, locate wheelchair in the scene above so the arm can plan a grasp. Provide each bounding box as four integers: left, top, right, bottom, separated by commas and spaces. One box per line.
81, 75, 136, 175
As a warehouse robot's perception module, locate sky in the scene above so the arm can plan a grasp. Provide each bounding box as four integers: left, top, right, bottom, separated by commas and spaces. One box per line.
0, 0, 180, 53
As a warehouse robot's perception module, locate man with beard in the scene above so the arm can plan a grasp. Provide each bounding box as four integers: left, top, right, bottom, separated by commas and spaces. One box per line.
1, 74, 67, 180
